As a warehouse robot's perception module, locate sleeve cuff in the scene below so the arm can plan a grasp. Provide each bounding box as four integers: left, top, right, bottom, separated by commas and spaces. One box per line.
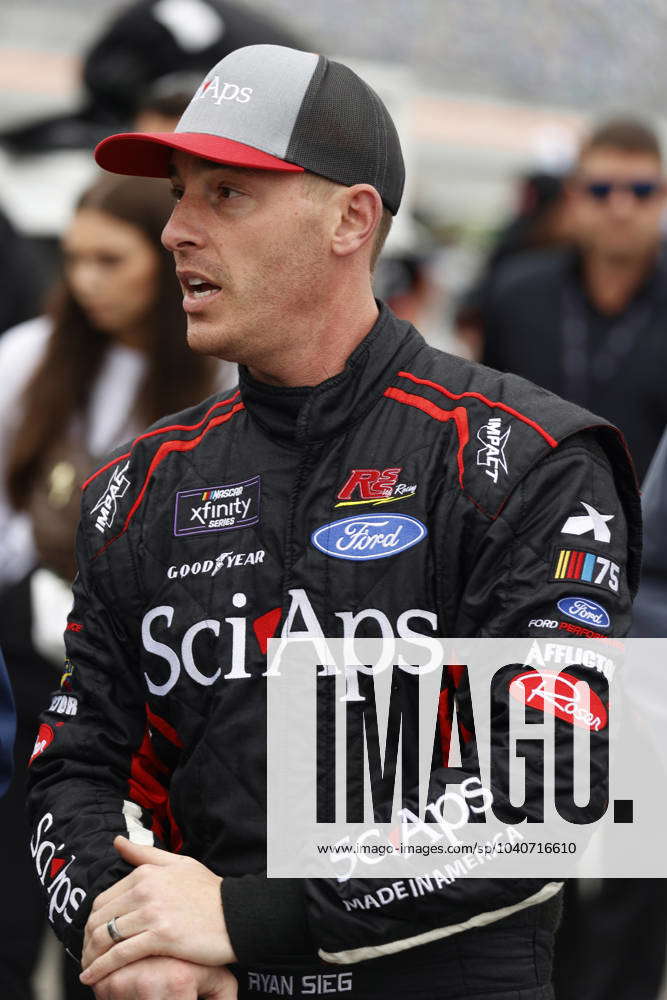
222, 874, 317, 966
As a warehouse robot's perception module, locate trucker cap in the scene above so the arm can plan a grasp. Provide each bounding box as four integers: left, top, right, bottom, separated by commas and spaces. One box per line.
95, 44, 405, 214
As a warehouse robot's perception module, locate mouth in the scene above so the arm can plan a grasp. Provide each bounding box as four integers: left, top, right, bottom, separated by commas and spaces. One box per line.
177, 271, 223, 312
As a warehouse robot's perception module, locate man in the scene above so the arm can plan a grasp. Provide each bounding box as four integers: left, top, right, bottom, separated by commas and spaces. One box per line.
27, 45, 640, 1000
481, 117, 667, 481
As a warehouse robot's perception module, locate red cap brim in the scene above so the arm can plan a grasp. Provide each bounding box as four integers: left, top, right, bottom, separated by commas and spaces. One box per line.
94, 131, 305, 177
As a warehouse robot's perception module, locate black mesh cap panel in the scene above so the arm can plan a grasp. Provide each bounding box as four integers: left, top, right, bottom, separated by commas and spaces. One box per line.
286, 56, 405, 215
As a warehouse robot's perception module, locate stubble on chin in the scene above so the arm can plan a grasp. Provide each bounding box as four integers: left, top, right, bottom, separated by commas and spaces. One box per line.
185, 318, 244, 364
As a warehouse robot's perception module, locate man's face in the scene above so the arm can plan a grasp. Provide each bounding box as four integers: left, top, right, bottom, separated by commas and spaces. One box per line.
162, 153, 332, 366
569, 148, 665, 261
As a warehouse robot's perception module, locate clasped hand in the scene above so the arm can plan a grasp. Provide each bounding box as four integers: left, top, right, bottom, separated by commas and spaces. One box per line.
80, 836, 237, 994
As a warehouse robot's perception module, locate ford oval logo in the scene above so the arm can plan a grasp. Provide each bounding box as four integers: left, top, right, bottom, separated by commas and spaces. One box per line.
557, 596, 611, 630
311, 514, 427, 561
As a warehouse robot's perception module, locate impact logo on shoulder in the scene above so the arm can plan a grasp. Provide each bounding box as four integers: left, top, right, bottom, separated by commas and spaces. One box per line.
174, 476, 260, 537
476, 417, 510, 484
91, 461, 131, 534
312, 513, 427, 561
557, 596, 611, 630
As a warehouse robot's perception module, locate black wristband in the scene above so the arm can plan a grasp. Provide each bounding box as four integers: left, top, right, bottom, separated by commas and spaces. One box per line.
222, 874, 317, 966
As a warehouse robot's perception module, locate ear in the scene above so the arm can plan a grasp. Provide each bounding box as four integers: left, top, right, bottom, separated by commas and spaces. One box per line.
331, 185, 383, 260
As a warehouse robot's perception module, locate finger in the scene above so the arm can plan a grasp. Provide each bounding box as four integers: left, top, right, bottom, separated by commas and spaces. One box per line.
83, 905, 147, 969
83, 889, 141, 967
80, 930, 158, 986
89, 886, 141, 930
87, 886, 138, 939
95, 964, 199, 1000
113, 835, 183, 868
91, 868, 142, 913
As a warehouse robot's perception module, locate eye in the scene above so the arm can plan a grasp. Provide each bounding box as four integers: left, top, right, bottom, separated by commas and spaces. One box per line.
169, 186, 184, 202
219, 185, 242, 200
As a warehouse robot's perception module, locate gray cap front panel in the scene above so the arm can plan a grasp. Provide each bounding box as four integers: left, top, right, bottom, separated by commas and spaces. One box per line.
176, 45, 319, 158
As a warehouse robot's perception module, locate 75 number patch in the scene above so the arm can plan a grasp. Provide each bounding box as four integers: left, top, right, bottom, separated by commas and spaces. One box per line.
551, 548, 620, 593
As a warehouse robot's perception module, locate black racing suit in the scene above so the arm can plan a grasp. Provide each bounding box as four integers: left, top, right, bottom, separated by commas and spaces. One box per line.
26, 304, 641, 999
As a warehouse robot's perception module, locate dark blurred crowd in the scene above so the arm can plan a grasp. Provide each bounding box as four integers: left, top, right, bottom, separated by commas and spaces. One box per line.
1, 2, 667, 999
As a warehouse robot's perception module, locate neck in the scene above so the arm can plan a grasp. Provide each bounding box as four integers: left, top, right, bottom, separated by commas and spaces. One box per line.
582, 248, 657, 315
248, 282, 380, 387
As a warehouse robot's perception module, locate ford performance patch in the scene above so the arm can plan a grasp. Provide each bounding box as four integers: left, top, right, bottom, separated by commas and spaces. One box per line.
557, 596, 611, 630
174, 476, 260, 537
311, 513, 427, 561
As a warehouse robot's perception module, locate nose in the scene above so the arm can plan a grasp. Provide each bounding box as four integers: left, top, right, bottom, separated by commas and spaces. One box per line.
607, 188, 636, 217
161, 197, 206, 253
69, 260, 99, 299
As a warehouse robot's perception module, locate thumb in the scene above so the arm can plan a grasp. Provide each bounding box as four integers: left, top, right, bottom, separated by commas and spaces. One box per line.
113, 835, 181, 867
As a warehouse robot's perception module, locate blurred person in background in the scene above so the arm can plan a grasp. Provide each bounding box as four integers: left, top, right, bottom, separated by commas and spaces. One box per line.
373, 213, 455, 350
0, 172, 232, 1000
480, 117, 667, 480
134, 72, 206, 133
0, 208, 43, 338
1, 0, 307, 155
0, 0, 308, 313
0, 647, 16, 799
455, 171, 574, 360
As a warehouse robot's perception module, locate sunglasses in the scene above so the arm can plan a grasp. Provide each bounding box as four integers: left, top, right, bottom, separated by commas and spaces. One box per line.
581, 179, 665, 201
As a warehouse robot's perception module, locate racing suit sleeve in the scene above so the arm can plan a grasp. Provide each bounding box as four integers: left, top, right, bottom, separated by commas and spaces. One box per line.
25, 523, 169, 962
222, 431, 635, 966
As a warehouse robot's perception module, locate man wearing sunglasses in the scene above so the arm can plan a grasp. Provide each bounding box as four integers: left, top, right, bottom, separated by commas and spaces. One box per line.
482, 117, 667, 481
482, 117, 667, 1000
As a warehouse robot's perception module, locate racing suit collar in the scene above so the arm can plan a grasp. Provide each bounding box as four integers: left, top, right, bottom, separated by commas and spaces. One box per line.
238, 301, 423, 443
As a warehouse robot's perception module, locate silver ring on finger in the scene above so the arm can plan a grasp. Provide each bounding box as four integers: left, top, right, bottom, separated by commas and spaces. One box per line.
107, 916, 125, 944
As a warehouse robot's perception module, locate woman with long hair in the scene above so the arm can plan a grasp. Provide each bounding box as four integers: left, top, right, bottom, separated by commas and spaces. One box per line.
0, 172, 234, 999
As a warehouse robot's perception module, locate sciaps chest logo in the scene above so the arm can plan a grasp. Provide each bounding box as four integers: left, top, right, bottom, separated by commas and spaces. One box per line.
311, 514, 427, 561
557, 596, 611, 630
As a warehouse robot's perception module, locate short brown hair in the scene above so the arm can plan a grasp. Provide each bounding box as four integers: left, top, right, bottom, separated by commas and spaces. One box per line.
579, 117, 662, 163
